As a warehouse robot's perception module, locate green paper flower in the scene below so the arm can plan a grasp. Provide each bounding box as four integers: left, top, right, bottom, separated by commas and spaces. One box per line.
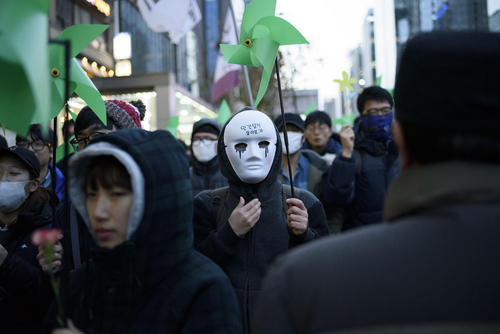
0, 0, 50, 135
220, 0, 308, 108
43, 24, 109, 125
334, 71, 357, 92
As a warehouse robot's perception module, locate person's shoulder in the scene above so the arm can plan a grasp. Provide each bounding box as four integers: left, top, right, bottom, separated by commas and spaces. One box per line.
277, 222, 407, 271
301, 149, 328, 171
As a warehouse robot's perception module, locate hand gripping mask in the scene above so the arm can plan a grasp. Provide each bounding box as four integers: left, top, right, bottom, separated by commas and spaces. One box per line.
224, 110, 277, 184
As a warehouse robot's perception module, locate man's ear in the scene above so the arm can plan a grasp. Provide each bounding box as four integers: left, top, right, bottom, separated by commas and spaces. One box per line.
300, 133, 305, 144
392, 121, 415, 169
26, 178, 40, 194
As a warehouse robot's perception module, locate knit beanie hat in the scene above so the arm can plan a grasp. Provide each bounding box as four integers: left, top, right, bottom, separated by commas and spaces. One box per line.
106, 99, 146, 129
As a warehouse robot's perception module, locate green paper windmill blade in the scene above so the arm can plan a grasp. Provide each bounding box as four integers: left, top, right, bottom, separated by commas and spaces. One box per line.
221, 0, 308, 108
47, 24, 109, 123
166, 116, 179, 137
216, 100, 232, 125
0, 0, 50, 135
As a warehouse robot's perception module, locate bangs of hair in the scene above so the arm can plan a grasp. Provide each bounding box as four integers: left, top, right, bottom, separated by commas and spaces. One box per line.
85, 156, 132, 192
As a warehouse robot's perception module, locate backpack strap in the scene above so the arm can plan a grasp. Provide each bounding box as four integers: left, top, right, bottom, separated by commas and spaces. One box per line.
211, 186, 230, 227
353, 150, 363, 175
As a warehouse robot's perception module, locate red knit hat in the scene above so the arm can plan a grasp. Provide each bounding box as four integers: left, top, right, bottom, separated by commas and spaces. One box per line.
107, 99, 143, 128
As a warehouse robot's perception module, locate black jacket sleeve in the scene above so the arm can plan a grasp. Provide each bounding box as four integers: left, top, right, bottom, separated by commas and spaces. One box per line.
193, 191, 241, 266
0, 252, 50, 303
319, 155, 356, 206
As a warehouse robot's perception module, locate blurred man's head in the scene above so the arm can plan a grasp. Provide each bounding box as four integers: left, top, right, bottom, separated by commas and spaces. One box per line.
304, 111, 332, 153
274, 113, 305, 155
393, 31, 500, 169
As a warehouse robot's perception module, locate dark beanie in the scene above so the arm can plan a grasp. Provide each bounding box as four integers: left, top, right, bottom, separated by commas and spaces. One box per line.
394, 31, 500, 138
274, 113, 305, 132
192, 118, 221, 137
305, 111, 331, 128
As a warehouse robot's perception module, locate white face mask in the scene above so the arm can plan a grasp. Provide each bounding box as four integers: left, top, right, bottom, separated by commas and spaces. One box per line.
224, 110, 277, 184
280, 131, 304, 155
192, 139, 217, 162
0, 181, 29, 213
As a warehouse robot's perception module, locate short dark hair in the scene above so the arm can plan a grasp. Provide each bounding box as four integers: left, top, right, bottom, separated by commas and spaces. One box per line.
400, 121, 500, 164
16, 124, 54, 144
305, 111, 331, 129
85, 155, 131, 192
74, 106, 114, 136
357, 86, 394, 113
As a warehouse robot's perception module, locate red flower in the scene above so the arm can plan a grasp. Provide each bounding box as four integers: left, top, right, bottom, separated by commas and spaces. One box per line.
31, 229, 62, 246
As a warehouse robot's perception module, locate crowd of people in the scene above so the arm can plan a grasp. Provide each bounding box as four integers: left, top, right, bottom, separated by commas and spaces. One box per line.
0, 30, 499, 334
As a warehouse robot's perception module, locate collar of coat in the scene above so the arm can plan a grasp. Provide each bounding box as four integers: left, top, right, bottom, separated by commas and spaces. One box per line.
383, 161, 500, 221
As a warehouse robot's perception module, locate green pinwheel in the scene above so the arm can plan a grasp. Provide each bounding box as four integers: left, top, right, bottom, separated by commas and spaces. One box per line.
334, 71, 357, 92
0, 0, 50, 135
42, 24, 109, 124
220, 0, 308, 108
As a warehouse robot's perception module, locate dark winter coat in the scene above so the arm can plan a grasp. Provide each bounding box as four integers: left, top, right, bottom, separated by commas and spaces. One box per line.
193, 112, 329, 333
254, 161, 500, 334
278, 149, 345, 233
47, 129, 242, 333
0, 199, 53, 333
319, 130, 400, 229
190, 157, 228, 197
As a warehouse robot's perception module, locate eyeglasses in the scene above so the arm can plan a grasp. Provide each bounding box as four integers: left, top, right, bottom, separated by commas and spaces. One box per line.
17, 140, 50, 152
363, 107, 393, 116
70, 131, 108, 150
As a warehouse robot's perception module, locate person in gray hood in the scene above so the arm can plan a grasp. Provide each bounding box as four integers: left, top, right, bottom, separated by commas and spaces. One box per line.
193, 108, 329, 333
48, 128, 242, 333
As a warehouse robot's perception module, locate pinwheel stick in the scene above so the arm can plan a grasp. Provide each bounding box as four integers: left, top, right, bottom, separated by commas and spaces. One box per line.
275, 57, 295, 198
49, 39, 71, 257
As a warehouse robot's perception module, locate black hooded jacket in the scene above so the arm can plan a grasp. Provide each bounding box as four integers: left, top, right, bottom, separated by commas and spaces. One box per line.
193, 110, 329, 333
190, 118, 228, 197
0, 199, 53, 333
47, 129, 242, 333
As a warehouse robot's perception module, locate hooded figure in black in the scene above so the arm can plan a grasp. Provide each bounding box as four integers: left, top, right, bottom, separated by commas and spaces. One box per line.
48, 129, 242, 333
193, 108, 328, 333
190, 118, 228, 197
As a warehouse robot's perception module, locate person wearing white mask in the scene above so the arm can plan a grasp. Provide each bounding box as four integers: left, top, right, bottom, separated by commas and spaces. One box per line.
189, 118, 228, 197
0, 146, 57, 332
193, 107, 328, 334
274, 113, 344, 234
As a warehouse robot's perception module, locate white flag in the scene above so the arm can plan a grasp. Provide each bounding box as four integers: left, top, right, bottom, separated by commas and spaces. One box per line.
137, 0, 201, 44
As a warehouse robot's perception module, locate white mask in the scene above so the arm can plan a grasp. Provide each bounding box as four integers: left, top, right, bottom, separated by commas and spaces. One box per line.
192, 139, 217, 162
0, 181, 29, 213
224, 110, 277, 184
280, 131, 303, 155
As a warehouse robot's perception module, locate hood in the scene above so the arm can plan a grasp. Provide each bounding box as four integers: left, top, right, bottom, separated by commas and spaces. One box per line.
217, 109, 283, 190
68, 129, 194, 278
